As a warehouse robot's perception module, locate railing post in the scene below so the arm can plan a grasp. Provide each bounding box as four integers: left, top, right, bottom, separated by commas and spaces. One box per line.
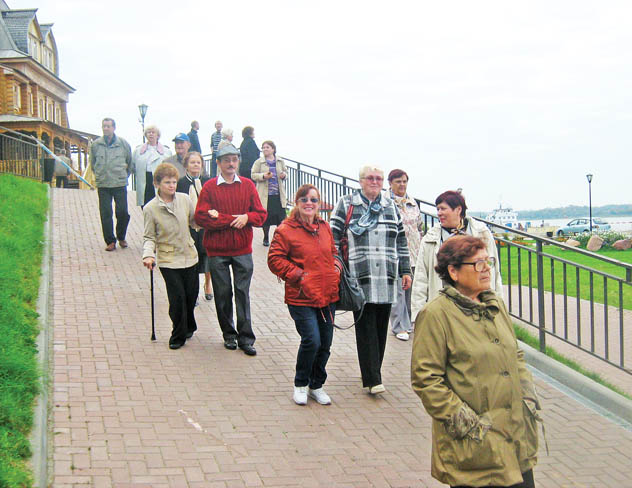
297, 162, 302, 186
536, 240, 546, 352
627, 267, 631, 283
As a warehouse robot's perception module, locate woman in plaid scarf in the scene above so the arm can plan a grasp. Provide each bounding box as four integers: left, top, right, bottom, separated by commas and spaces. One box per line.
330, 165, 412, 395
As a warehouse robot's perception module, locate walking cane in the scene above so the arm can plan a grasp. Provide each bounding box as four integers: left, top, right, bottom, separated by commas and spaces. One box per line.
150, 263, 156, 341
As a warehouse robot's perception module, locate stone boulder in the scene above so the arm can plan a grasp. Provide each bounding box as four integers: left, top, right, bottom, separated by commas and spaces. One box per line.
586, 235, 604, 252
565, 239, 581, 247
612, 239, 632, 250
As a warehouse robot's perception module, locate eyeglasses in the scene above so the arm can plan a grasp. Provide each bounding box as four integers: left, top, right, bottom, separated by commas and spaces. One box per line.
362, 176, 384, 182
460, 257, 496, 272
298, 197, 319, 204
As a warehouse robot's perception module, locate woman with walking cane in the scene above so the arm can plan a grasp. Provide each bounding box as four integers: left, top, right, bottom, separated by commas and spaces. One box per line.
142, 163, 199, 349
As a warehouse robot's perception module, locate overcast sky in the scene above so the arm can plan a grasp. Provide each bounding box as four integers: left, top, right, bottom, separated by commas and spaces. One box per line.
22, 0, 632, 212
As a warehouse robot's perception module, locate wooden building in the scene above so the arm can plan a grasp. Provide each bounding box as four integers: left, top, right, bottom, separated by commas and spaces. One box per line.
0, 0, 95, 172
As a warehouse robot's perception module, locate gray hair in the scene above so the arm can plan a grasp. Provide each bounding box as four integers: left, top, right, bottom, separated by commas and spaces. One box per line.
359, 165, 384, 180
221, 128, 233, 139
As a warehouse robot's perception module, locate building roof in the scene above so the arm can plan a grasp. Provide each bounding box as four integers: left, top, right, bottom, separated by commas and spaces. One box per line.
39, 22, 52, 39
0, 14, 17, 51
1, 9, 37, 54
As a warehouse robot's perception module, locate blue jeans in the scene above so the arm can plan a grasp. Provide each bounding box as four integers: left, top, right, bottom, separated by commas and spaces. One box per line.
288, 304, 335, 389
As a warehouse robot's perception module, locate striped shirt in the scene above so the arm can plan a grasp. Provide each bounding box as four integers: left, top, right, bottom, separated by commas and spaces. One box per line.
211, 131, 222, 152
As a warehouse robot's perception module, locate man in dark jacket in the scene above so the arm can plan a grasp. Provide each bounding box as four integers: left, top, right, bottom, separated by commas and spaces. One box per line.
238, 126, 260, 180
187, 120, 202, 153
89, 118, 132, 251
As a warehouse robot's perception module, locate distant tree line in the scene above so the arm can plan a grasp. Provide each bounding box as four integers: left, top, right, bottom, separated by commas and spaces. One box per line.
471, 204, 632, 219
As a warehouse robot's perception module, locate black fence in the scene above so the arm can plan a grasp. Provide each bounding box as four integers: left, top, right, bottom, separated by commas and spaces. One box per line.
272, 155, 630, 375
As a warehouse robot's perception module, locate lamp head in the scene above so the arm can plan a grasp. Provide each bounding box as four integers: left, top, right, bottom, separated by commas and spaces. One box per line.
586, 173, 593, 183
138, 104, 148, 119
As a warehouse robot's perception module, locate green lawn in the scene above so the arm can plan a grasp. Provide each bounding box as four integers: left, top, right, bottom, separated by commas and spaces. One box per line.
497, 241, 632, 310
0, 174, 48, 487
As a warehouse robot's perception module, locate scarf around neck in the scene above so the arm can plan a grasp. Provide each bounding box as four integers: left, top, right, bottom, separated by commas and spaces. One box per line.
349, 191, 383, 236
441, 285, 499, 321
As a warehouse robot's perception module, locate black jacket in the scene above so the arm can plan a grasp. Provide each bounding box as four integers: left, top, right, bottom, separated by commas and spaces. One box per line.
238, 137, 260, 179
187, 129, 202, 153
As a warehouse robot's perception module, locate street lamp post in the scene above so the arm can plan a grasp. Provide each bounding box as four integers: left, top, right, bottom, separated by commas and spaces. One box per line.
586, 173, 593, 233
138, 104, 148, 143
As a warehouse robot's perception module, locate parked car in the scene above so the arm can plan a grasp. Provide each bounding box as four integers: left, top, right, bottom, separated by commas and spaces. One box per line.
556, 218, 611, 236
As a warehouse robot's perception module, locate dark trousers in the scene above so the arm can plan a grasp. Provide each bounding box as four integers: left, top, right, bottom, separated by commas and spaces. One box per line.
288, 304, 335, 389
353, 303, 391, 387
144, 171, 155, 205
208, 254, 255, 346
55, 176, 68, 188
159, 265, 199, 345
452, 469, 535, 488
210, 155, 217, 178
97, 186, 130, 245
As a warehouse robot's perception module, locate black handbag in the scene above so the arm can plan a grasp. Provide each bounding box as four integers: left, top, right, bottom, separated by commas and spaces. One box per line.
334, 254, 365, 313
333, 204, 366, 329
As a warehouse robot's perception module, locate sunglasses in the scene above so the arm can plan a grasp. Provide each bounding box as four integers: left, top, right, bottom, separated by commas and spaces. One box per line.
298, 197, 320, 204
460, 257, 496, 272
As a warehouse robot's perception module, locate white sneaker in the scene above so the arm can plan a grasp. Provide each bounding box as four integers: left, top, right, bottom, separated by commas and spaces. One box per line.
369, 384, 386, 395
395, 331, 410, 341
308, 387, 332, 405
293, 386, 307, 405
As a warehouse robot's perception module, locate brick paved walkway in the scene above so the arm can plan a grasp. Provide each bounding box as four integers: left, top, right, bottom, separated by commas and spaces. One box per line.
50, 189, 632, 487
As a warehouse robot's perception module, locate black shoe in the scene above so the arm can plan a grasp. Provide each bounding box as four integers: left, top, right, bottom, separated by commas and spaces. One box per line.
186, 331, 195, 339
263, 239, 270, 247
169, 341, 185, 350
239, 344, 257, 356
224, 339, 237, 350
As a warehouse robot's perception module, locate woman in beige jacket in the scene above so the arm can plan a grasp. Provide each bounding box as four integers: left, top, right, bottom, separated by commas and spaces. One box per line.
411, 235, 540, 488
143, 163, 198, 350
410, 190, 502, 322
251, 140, 288, 246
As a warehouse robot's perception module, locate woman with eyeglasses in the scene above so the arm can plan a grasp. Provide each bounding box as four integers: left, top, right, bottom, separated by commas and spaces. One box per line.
388, 169, 424, 341
410, 190, 502, 322
411, 235, 541, 488
251, 140, 287, 246
176, 151, 213, 301
330, 166, 412, 395
268, 184, 340, 405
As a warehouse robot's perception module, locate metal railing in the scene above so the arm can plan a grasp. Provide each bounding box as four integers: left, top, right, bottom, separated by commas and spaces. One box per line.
0, 131, 43, 180
201, 152, 630, 374
276, 155, 631, 374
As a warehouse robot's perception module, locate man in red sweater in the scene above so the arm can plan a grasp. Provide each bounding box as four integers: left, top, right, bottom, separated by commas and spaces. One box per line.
195, 144, 267, 355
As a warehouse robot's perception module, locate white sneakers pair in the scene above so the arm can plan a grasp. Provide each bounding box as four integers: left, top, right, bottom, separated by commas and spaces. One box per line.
293, 386, 331, 405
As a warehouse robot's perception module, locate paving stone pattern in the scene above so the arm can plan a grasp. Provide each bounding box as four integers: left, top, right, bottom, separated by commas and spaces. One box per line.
51, 189, 632, 487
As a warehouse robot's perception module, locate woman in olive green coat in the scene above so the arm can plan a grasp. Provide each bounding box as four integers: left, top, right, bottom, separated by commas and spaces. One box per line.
411, 235, 541, 488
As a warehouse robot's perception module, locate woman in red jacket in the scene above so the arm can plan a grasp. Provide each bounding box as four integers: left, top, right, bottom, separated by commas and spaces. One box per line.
268, 184, 340, 406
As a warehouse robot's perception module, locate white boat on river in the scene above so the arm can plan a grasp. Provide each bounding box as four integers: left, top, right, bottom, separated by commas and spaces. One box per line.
486, 204, 518, 228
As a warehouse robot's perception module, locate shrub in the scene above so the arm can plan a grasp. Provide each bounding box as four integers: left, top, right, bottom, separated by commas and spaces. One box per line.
573, 230, 628, 250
